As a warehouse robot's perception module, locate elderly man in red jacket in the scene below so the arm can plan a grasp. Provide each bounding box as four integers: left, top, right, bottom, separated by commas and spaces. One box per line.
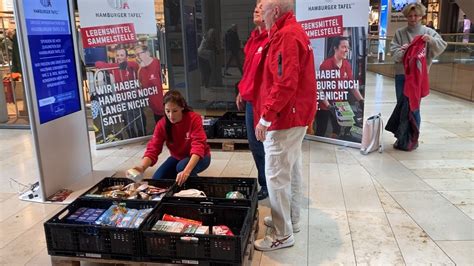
253, 0, 317, 251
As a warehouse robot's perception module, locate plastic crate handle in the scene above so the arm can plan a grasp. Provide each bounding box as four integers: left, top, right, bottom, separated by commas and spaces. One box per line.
56, 208, 72, 220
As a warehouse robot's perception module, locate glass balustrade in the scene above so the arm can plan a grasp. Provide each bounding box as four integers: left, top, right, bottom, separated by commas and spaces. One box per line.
367, 34, 474, 101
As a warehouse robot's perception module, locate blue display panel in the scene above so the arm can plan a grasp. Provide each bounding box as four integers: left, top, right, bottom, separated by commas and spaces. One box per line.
24, 0, 81, 124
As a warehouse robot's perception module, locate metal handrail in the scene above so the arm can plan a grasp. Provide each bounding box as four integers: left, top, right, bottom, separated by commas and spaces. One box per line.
367, 36, 474, 46
439, 33, 474, 36
446, 42, 474, 46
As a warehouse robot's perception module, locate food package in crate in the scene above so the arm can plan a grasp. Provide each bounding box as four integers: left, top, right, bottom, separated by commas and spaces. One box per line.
85, 180, 169, 200
93, 203, 153, 228
215, 112, 247, 139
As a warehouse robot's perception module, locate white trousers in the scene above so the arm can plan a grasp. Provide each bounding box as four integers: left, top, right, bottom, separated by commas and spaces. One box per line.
263, 126, 306, 237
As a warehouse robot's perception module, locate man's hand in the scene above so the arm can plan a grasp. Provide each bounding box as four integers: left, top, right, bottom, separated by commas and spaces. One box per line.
255, 123, 268, 142
401, 44, 409, 50
176, 171, 190, 186
236, 93, 244, 111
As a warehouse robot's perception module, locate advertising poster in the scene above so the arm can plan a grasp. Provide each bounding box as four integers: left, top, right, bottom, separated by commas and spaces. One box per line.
78, 0, 164, 146
24, 0, 81, 124
296, 0, 369, 145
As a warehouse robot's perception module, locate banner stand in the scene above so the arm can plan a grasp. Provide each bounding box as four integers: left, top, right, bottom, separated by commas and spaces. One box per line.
296, 0, 369, 149
95, 136, 151, 150
305, 135, 361, 149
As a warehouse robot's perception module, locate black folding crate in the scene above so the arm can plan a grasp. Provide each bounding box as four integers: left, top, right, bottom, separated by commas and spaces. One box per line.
203, 117, 219, 139
80, 177, 175, 200
141, 202, 253, 264
151, 177, 257, 218
215, 112, 247, 139
44, 198, 158, 260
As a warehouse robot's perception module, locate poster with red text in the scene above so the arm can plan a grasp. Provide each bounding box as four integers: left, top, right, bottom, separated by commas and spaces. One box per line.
78, 0, 164, 147
297, 0, 369, 145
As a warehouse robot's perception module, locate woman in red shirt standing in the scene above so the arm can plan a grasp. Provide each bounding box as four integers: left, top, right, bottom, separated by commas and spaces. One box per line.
132, 91, 211, 185
235, 1, 269, 200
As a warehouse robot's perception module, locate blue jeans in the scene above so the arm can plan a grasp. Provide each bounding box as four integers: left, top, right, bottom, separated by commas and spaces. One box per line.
395, 75, 421, 129
245, 102, 267, 190
152, 155, 211, 180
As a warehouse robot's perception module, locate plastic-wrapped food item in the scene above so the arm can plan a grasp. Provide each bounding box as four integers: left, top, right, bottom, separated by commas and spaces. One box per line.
95, 203, 128, 226
110, 190, 129, 199
147, 186, 168, 195
76, 208, 96, 223
195, 226, 209, 234
139, 192, 150, 200
117, 209, 138, 228
213, 225, 234, 236
103, 185, 124, 191
152, 221, 185, 232
136, 182, 149, 191
97, 182, 169, 200
131, 208, 153, 228
123, 183, 137, 191
66, 207, 87, 222
225, 191, 245, 199
67, 208, 106, 224
127, 190, 139, 199
126, 168, 143, 180
182, 224, 199, 234
86, 209, 106, 224
162, 214, 202, 226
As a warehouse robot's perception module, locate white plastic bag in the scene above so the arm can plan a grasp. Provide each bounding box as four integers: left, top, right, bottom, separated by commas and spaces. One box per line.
360, 113, 384, 155
173, 189, 207, 197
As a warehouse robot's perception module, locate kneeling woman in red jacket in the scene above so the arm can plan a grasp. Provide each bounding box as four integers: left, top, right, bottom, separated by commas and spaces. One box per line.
132, 90, 211, 186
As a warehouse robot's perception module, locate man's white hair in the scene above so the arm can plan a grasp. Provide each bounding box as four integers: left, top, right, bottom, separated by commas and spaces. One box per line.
267, 0, 294, 13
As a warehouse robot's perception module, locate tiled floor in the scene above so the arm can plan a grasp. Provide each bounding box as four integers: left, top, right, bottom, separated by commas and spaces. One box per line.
0, 72, 473, 265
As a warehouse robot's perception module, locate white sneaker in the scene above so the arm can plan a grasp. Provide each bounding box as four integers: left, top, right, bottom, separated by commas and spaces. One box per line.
263, 216, 300, 233
254, 234, 295, 251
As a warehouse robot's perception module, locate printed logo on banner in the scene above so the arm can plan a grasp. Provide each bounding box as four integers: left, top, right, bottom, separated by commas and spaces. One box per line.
299, 15, 343, 39
108, 0, 130, 10
81, 23, 137, 48
40, 0, 52, 8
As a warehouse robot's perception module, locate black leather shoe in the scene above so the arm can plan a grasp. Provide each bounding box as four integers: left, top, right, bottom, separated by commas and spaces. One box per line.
257, 188, 268, 200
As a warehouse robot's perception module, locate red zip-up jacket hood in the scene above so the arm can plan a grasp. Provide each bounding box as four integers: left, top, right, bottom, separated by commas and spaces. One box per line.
238, 28, 269, 102
253, 12, 317, 130
403, 35, 429, 111
144, 111, 210, 165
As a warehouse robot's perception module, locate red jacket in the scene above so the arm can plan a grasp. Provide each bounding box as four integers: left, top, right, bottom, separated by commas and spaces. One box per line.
318, 58, 353, 110
138, 58, 164, 115
253, 12, 317, 130
403, 35, 429, 111
238, 28, 269, 102
144, 111, 210, 165
95, 61, 139, 83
